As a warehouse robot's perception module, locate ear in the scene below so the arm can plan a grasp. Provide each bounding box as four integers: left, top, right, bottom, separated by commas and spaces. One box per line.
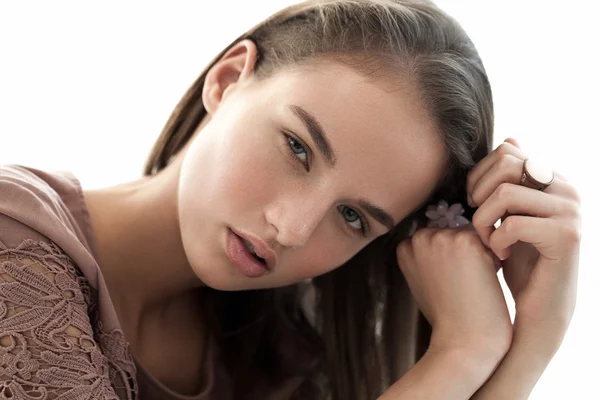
202, 39, 259, 115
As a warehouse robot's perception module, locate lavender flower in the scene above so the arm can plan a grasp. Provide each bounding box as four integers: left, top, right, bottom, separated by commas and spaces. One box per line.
425, 199, 471, 228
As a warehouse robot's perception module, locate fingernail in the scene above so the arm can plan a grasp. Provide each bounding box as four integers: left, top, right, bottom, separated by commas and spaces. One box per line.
467, 194, 474, 207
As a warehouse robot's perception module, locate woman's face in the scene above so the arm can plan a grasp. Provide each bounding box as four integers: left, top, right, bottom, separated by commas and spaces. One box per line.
177, 42, 447, 290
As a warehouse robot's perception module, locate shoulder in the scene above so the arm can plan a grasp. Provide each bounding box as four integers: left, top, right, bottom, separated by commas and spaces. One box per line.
0, 163, 76, 227
0, 163, 79, 258
0, 163, 75, 238
0, 165, 95, 341
0, 163, 101, 284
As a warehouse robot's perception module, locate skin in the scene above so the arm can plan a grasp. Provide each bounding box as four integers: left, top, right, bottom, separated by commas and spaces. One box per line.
79, 36, 584, 397
464, 138, 582, 398
82, 40, 447, 388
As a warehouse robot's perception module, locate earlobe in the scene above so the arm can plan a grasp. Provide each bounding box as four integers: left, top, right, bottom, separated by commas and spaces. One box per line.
202, 39, 259, 115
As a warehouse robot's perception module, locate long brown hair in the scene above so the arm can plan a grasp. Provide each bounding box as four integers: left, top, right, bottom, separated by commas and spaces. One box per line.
143, 1, 494, 398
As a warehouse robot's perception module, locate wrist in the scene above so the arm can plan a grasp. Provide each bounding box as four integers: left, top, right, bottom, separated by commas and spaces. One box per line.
428, 329, 510, 368
513, 315, 566, 357
379, 346, 492, 400
424, 347, 496, 396
425, 346, 499, 376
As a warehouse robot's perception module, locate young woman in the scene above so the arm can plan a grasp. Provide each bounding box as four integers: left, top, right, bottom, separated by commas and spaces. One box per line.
0, 0, 581, 399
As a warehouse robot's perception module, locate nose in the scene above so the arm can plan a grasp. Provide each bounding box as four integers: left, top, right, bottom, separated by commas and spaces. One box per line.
265, 190, 331, 249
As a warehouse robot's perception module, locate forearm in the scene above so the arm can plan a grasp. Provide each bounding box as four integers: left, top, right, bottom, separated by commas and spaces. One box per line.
378, 348, 497, 400
470, 329, 560, 399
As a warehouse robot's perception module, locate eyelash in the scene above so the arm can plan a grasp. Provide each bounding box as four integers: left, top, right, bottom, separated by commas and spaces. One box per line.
282, 131, 369, 237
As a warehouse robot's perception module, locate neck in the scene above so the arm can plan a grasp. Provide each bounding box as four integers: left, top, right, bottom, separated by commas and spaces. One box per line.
82, 146, 205, 345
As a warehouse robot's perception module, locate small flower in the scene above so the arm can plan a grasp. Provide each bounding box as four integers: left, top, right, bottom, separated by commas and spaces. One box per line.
425, 199, 470, 228
1, 349, 40, 380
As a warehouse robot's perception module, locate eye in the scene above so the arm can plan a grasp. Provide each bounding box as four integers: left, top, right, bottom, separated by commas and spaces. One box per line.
338, 205, 368, 237
283, 132, 310, 171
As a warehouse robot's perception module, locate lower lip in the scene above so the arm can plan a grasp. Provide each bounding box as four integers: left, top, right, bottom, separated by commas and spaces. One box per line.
226, 228, 269, 278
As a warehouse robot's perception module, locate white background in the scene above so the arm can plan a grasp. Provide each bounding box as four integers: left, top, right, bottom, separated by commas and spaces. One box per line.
1, 1, 598, 397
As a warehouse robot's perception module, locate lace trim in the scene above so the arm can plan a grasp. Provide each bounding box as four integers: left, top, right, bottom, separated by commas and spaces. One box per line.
0, 238, 138, 399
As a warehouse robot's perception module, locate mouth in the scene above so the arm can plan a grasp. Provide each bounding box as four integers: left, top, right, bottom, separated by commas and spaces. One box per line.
229, 227, 277, 270
226, 228, 271, 278
240, 237, 267, 264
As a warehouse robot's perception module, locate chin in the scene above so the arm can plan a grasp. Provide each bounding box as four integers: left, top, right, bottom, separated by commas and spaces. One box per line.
191, 264, 260, 291
195, 266, 300, 291
193, 268, 241, 291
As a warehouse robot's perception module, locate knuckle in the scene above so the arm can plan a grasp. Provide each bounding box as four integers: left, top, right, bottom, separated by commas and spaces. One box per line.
501, 215, 518, 234
568, 186, 582, 205
561, 199, 581, 219
497, 153, 516, 170
494, 182, 512, 200
430, 229, 451, 247
411, 227, 430, 243
454, 229, 480, 248
561, 223, 581, 244
495, 142, 512, 156
409, 229, 433, 251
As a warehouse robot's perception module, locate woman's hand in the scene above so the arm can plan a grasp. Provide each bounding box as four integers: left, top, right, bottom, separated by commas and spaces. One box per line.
467, 137, 582, 348
396, 224, 512, 360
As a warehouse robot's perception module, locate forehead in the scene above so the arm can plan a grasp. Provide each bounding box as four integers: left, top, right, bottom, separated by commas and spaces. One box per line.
258, 60, 448, 222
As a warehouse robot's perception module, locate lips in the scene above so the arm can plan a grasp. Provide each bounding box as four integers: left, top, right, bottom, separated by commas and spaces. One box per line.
230, 228, 277, 270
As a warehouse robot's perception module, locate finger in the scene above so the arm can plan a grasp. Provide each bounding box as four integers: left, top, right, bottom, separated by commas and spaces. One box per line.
488, 215, 577, 261
546, 173, 581, 204
466, 139, 526, 202
453, 223, 503, 272
471, 183, 576, 247
470, 153, 522, 208
471, 157, 578, 209
503, 137, 521, 148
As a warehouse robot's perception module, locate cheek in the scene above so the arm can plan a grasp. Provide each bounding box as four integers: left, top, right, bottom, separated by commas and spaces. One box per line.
178, 119, 285, 233
217, 134, 280, 210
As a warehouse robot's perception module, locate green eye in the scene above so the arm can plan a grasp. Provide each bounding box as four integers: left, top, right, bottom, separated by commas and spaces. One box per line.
338, 205, 367, 236
286, 134, 309, 168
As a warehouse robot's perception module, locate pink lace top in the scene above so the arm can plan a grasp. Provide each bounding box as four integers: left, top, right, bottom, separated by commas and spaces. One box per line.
0, 164, 234, 400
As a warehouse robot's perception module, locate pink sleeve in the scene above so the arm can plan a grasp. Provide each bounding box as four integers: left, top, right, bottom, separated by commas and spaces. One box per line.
0, 213, 122, 399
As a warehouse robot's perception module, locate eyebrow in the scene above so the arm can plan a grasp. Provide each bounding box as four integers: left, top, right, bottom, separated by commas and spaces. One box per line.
288, 104, 396, 231
359, 200, 396, 231
289, 104, 337, 167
